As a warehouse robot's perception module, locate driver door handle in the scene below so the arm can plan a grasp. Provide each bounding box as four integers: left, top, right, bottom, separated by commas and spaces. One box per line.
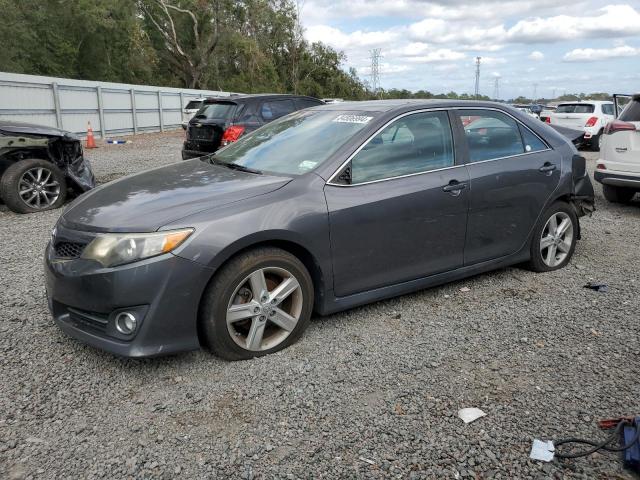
539, 162, 557, 173
442, 180, 467, 195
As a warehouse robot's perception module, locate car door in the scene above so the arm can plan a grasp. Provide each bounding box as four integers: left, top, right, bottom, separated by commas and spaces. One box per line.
324, 110, 470, 297
455, 109, 561, 265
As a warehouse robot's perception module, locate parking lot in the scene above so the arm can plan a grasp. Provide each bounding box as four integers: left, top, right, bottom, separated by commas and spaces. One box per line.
1, 131, 639, 479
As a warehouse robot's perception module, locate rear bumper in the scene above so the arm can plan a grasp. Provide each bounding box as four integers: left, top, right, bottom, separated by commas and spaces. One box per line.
594, 170, 640, 189
45, 237, 214, 357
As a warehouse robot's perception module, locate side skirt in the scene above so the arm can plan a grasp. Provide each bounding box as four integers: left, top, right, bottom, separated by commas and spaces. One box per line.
317, 247, 531, 316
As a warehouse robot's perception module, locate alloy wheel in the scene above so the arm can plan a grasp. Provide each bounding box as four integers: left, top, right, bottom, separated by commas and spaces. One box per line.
226, 267, 304, 351
540, 212, 574, 267
18, 167, 60, 209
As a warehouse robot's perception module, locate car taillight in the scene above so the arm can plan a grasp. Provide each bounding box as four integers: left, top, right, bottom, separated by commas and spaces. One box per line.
603, 120, 637, 135
221, 125, 245, 146
545, 117, 551, 124
585, 117, 598, 127
596, 163, 606, 170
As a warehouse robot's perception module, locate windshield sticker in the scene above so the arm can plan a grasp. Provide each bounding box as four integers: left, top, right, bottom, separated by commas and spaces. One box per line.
333, 115, 373, 124
298, 160, 318, 171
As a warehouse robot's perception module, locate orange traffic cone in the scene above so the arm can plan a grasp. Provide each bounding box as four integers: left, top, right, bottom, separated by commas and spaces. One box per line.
85, 121, 97, 149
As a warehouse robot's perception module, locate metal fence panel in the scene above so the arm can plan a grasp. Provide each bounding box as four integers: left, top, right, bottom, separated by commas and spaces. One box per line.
0, 71, 233, 138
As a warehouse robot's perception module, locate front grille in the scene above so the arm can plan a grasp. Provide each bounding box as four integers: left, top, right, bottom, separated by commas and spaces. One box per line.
54, 241, 86, 259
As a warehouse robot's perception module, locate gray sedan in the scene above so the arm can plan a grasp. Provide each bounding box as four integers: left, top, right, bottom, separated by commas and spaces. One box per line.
45, 100, 595, 360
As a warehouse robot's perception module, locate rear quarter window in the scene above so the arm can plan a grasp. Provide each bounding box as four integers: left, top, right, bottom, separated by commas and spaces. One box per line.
261, 99, 296, 121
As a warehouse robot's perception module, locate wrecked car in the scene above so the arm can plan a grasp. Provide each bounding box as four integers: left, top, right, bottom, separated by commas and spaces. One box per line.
0, 121, 95, 213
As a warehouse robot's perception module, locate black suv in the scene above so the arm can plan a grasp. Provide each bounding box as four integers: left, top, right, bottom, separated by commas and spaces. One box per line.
182, 94, 324, 159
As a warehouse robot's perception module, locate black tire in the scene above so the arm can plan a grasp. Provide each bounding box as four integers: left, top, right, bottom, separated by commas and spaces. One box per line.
590, 131, 602, 152
200, 247, 314, 361
526, 201, 578, 272
0, 159, 67, 214
602, 184, 636, 204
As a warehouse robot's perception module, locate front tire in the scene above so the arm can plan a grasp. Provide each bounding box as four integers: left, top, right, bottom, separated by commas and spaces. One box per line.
602, 184, 636, 204
200, 247, 314, 361
527, 202, 578, 272
590, 131, 603, 152
0, 159, 67, 214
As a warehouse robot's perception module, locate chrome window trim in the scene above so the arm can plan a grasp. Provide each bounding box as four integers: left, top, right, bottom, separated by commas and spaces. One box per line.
453, 106, 552, 154
326, 106, 553, 187
326, 107, 456, 187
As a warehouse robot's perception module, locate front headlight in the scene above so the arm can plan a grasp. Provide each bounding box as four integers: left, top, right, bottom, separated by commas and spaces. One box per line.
81, 228, 194, 267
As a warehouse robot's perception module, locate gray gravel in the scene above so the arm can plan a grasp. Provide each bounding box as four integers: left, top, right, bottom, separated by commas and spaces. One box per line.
1, 131, 639, 479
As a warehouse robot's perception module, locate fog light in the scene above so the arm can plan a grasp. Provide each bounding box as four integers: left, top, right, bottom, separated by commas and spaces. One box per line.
115, 312, 137, 334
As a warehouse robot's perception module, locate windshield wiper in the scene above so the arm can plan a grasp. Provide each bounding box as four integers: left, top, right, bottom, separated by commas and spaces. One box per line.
208, 156, 262, 174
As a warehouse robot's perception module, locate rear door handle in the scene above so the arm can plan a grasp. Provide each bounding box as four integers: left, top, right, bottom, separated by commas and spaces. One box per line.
539, 163, 557, 173
442, 180, 467, 195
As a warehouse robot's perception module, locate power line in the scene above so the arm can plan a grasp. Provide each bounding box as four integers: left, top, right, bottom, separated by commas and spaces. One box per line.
474, 57, 481, 99
370, 49, 382, 98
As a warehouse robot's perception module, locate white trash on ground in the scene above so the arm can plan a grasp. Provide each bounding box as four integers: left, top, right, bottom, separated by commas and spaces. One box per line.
530, 439, 555, 462
457, 408, 487, 424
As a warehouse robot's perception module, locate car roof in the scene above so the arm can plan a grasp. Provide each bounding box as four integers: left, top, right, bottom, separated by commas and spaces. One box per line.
305, 99, 530, 113
204, 93, 321, 103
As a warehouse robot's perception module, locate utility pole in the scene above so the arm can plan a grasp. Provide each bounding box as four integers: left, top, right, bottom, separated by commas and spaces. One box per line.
370, 49, 382, 98
552, 88, 556, 99
533, 83, 538, 102
474, 57, 481, 99
493, 77, 500, 101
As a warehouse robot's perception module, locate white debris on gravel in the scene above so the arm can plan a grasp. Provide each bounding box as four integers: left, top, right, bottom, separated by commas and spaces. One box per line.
458, 408, 487, 424
530, 439, 555, 462
1, 133, 639, 479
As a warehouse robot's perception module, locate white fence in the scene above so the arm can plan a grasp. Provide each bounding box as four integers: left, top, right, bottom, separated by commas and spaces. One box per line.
0, 72, 234, 138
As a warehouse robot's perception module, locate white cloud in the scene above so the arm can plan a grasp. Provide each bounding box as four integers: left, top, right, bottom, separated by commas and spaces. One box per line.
528, 51, 545, 61
305, 25, 397, 50
405, 49, 467, 63
563, 45, 640, 62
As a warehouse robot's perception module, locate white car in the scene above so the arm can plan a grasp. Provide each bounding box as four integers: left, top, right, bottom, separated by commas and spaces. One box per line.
181, 98, 207, 129
595, 94, 640, 203
548, 100, 615, 151
513, 105, 539, 119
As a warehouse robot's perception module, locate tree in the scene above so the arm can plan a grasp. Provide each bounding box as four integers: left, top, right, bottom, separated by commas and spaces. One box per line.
138, 0, 225, 88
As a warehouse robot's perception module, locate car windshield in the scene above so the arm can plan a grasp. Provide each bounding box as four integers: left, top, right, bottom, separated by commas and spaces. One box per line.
211, 110, 377, 175
556, 104, 595, 114
195, 102, 237, 120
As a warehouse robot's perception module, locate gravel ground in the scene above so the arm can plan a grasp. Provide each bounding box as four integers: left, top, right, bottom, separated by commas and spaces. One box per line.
1, 131, 639, 479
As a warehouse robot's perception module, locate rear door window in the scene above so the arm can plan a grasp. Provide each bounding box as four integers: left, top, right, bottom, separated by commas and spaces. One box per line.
261, 100, 296, 121
350, 111, 455, 184
619, 98, 640, 122
556, 104, 595, 114
460, 110, 525, 162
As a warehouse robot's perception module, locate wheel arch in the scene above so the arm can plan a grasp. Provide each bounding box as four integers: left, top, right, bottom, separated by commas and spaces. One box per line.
195, 236, 328, 347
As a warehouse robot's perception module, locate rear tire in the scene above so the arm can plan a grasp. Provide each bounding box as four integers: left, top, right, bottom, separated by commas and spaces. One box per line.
590, 131, 602, 152
0, 159, 67, 214
200, 247, 314, 361
526, 202, 578, 272
602, 184, 636, 203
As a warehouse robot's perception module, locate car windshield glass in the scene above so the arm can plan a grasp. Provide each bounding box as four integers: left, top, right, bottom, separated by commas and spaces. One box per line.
556, 104, 595, 114
185, 100, 203, 110
195, 102, 236, 119
211, 110, 376, 175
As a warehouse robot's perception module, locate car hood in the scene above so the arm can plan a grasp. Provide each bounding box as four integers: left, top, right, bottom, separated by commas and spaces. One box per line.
61, 159, 292, 232
0, 120, 77, 139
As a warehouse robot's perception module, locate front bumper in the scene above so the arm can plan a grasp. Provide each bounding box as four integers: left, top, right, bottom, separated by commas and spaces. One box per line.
45, 228, 214, 357
594, 170, 640, 189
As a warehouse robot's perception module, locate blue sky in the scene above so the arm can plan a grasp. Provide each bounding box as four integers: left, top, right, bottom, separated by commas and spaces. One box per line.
301, 1, 640, 99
